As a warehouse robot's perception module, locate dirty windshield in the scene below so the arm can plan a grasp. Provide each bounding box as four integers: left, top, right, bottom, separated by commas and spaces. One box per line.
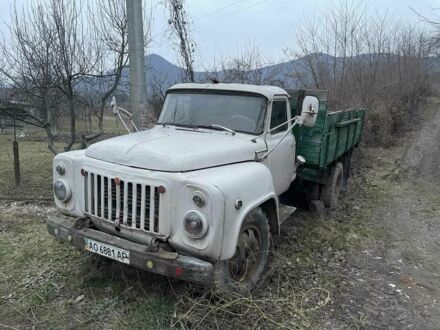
158, 91, 267, 134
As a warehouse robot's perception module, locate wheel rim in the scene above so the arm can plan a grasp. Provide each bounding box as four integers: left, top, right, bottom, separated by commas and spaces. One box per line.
227, 224, 263, 284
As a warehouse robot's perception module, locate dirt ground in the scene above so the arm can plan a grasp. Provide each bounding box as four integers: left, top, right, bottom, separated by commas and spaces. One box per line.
325, 104, 440, 329
319, 103, 440, 329
0, 102, 439, 329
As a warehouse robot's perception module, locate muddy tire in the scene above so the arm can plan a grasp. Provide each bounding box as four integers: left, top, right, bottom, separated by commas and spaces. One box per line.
341, 151, 352, 192
213, 207, 270, 294
321, 162, 343, 209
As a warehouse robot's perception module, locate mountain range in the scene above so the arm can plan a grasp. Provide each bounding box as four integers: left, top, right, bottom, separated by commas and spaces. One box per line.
81, 53, 440, 100
139, 53, 440, 93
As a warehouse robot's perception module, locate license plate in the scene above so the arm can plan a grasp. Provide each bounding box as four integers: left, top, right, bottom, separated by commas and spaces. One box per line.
84, 238, 130, 264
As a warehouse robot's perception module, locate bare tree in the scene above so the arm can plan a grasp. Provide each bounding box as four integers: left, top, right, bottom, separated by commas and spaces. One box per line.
285, 0, 432, 144
206, 44, 285, 86
86, 0, 129, 132
48, 0, 98, 151
165, 0, 196, 82
0, 2, 62, 153
0, 0, 152, 151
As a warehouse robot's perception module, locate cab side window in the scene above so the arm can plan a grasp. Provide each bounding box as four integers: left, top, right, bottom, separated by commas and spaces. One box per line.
270, 100, 288, 134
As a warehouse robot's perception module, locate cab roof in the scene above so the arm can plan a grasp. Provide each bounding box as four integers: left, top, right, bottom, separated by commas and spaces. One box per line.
168, 83, 289, 100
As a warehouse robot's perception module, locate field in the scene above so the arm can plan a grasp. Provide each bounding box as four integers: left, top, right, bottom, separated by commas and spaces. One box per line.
0, 116, 124, 200
0, 103, 439, 329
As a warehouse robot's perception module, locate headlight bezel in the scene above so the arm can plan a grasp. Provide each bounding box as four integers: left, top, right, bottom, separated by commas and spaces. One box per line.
53, 179, 72, 202
183, 210, 208, 239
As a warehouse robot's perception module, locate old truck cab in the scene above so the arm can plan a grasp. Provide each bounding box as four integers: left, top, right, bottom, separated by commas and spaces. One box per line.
48, 83, 362, 292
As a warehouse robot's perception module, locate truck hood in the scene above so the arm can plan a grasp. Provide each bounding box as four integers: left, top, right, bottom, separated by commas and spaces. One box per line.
85, 126, 259, 172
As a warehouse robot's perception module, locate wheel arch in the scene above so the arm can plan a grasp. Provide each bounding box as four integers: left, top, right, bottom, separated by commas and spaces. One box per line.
259, 197, 279, 235
220, 193, 278, 260
183, 162, 279, 261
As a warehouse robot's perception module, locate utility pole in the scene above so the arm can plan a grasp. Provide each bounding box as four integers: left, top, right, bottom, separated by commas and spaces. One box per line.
126, 0, 147, 128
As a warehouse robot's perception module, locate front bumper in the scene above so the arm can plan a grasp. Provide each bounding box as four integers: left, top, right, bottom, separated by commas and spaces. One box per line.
47, 216, 213, 285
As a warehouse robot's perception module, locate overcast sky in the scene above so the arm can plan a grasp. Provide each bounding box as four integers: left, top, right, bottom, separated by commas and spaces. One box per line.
1, 0, 439, 69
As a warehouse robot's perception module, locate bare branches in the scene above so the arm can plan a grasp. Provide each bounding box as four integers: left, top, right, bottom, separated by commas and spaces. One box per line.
84, 0, 130, 131
165, 0, 195, 82
285, 1, 432, 144
206, 43, 284, 86
0, 0, 137, 151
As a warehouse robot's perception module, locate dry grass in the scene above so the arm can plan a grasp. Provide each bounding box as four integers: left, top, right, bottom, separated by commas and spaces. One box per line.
0, 203, 174, 329
0, 148, 394, 329
170, 144, 397, 329
0, 113, 404, 329
0, 115, 129, 200
0, 136, 58, 200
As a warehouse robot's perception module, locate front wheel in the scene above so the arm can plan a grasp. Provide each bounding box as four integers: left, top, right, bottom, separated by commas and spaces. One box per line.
213, 207, 270, 294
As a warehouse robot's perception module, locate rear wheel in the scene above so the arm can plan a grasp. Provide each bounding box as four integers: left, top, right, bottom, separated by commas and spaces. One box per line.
213, 207, 270, 294
341, 151, 353, 192
321, 162, 343, 209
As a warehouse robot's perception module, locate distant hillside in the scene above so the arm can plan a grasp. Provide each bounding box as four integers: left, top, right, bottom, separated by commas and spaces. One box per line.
118, 52, 337, 93
86, 53, 440, 98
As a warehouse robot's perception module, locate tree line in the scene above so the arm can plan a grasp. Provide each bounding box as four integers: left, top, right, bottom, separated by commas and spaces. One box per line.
0, 0, 438, 152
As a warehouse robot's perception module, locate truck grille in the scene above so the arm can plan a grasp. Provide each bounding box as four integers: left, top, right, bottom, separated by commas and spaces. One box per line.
83, 171, 160, 233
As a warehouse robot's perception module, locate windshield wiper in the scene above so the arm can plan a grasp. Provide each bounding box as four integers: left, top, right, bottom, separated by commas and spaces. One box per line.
199, 124, 236, 135
160, 122, 235, 135
160, 122, 199, 129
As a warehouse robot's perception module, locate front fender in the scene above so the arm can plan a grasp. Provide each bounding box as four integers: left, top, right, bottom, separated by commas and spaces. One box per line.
187, 162, 278, 260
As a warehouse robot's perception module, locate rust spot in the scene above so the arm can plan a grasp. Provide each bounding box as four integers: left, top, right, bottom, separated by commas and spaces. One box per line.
114, 177, 121, 185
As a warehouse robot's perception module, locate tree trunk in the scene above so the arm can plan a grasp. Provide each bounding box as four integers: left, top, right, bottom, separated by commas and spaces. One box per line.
65, 95, 76, 151
98, 104, 104, 132
42, 94, 58, 155
46, 125, 58, 155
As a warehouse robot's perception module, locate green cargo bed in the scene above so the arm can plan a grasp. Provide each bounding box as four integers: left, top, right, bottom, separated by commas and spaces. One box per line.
287, 89, 366, 184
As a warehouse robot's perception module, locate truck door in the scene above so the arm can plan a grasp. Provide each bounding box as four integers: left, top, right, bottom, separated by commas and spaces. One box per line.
265, 98, 296, 195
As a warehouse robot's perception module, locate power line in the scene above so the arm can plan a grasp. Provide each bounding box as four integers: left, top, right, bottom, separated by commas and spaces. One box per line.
198, 0, 268, 27
194, 0, 247, 22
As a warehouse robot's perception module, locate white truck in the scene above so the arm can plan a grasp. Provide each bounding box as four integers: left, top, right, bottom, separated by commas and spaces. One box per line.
47, 83, 364, 292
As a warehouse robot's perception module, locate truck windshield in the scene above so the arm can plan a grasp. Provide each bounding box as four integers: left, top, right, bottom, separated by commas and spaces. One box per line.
157, 92, 267, 134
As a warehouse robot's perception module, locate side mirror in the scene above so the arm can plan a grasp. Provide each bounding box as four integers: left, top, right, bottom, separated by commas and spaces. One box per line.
299, 96, 319, 127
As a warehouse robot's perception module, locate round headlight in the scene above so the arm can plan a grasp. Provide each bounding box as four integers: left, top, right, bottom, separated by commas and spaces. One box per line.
192, 191, 206, 207
183, 211, 208, 239
54, 180, 71, 202
56, 163, 65, 175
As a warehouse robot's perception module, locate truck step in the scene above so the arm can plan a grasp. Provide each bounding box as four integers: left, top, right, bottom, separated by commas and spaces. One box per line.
279, 204, 297, 225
